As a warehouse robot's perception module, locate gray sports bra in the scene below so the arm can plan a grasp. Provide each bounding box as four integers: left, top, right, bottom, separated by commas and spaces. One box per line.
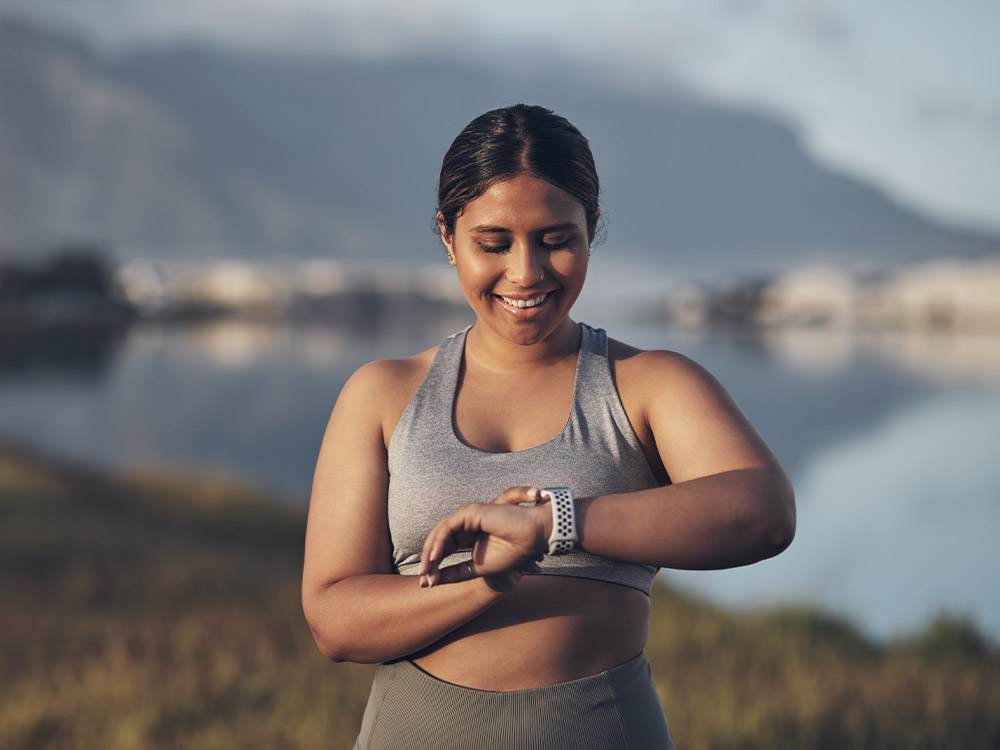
387, 322, 661, 594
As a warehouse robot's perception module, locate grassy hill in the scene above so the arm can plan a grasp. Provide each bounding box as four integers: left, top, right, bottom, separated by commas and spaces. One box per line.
1, 443, 997, 749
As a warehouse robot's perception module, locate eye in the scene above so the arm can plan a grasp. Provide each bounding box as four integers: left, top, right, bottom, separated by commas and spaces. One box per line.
540, 236, 571, 251
477, 243, 510, 254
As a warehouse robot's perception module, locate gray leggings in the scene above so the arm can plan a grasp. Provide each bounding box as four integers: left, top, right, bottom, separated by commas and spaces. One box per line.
354, 652, 675, 749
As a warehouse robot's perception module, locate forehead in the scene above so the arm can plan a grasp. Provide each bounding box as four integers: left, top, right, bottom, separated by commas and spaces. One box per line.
457, 175, 586, 230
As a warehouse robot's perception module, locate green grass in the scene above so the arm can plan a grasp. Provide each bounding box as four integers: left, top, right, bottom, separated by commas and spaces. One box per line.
1, 444, 997, 749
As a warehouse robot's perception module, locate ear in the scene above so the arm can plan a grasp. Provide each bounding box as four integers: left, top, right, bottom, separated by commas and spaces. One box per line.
588, 209, 601, 246
437, 213, 457, 266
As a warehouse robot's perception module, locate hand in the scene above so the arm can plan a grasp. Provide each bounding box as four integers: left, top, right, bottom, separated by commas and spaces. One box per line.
418, 486, 550, 590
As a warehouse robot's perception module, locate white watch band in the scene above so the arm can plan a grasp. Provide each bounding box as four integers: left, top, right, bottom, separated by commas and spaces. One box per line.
542, 487, 577, 555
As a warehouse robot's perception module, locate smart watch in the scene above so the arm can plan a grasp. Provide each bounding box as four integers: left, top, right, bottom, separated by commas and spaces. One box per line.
541, 487, 577, 555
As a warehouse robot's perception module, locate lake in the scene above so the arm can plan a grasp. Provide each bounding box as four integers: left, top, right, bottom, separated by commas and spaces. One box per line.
2, 291, 998, 644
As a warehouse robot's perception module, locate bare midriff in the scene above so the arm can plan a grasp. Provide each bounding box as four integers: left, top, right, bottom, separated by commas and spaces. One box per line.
409, 575, 650, 691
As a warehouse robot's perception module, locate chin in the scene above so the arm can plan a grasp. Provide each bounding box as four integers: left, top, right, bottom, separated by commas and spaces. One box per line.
488, 316, 574, 348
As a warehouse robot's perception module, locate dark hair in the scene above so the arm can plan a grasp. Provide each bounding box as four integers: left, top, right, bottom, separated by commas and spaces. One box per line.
435, 104, 601, 242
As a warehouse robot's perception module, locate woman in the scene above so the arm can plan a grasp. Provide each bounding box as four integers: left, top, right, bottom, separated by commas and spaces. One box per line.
302, 104, 796, 749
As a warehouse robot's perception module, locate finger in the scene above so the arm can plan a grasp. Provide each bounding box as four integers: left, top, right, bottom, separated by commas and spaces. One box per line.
420, 506, 475, 566
435, 559, 476, 585
425, 535, 477, 587
422, 523, 474, 569
425, 516, 479, 569
419, 505, 483, 583
490, 486, 541, 506
419, 531, 456, 585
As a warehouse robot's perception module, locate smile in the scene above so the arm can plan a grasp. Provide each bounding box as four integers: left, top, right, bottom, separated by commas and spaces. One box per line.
497, 292, 551, 309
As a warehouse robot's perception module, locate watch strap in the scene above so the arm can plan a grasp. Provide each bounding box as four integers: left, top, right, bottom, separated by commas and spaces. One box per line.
542, 487, 577, 555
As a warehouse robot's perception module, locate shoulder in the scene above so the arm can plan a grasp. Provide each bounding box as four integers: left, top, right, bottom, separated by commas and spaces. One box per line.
607, 335, 742, 435
333, 345, 440, 441
340, 345, 438, 409
608, 334, 779, 480
345, 346, 437, 396
608, 336, 718, 397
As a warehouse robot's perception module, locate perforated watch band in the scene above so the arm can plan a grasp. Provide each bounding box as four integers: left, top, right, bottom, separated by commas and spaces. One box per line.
542, 487, 577, 555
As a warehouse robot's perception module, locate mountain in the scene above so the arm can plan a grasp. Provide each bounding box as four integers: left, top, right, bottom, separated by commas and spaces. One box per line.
1, 16, 998, 274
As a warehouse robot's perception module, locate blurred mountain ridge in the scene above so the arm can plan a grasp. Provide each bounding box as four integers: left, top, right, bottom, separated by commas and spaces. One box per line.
2, 15, 998, 274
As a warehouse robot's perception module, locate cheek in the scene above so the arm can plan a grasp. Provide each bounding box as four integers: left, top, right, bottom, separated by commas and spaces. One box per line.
553, 252, 589, 281
455, 257, 497, 295
456, 246, 503, 276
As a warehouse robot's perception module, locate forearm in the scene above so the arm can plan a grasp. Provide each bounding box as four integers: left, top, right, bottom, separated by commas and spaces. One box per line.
303, 571, 510, 664
572, 467, 795, 570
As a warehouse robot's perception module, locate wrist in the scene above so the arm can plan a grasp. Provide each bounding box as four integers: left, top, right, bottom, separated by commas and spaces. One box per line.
482, 569, 522, 595
531, 501, 553, 557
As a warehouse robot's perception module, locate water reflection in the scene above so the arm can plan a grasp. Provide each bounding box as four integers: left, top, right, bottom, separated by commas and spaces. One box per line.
167, 314, 473, 371
667, 390, 1000, 641
0, 316, 997, 642
761, 327, 1000, 384
0, 323, 128, 382
869, 331, 1000, 384
175, 320, 297, 369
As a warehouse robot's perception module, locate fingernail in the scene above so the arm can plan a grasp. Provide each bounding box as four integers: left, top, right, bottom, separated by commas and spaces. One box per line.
420, 575, 428, 588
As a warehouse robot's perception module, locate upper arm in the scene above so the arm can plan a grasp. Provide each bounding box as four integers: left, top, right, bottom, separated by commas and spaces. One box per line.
623, 349, 783, 485
302, 360, 403, 598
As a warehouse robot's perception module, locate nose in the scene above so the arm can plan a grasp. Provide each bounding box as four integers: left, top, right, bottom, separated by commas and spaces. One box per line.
505, 243, 544, 287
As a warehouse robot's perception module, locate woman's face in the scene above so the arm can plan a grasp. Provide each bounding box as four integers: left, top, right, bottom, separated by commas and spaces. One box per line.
439, 174, 593, 348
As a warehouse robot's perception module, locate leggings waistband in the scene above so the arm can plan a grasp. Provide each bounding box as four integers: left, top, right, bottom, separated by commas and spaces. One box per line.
397, 650, 649, 699
355, 652, 674, 749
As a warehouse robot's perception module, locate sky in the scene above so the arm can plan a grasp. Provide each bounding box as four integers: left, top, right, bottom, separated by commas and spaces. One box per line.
3, 0, 998, 237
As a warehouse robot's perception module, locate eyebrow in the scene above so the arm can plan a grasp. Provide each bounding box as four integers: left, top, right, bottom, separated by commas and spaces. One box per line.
469, 222, 580, 234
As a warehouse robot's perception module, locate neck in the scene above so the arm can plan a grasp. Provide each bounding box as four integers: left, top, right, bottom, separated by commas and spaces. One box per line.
465, 319, 581, 375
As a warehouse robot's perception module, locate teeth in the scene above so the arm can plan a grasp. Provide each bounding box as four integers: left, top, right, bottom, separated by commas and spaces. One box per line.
500, 293, 548, 308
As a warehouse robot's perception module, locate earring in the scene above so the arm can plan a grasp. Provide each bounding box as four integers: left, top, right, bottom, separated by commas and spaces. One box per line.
448, 253, 455, 263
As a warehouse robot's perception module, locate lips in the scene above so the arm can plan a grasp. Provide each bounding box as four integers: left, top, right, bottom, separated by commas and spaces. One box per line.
492, 290, 555, 319
496, 292, 550, 308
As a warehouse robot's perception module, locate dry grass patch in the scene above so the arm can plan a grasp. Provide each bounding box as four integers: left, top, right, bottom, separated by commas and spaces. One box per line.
1, 443, 997, 749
